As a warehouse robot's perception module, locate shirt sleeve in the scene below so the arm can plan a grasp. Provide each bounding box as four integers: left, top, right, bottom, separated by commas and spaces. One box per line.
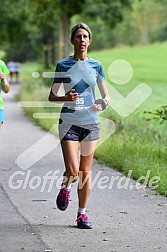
97, 63, 105, 85
1, 61, 9, 76
53, 63, 64, 83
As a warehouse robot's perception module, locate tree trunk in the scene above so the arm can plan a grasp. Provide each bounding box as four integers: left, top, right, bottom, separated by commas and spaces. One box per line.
141, 25, 150, 44
59, 0, 70, 59
50, 31, 57, 65
44, 47, 50, 69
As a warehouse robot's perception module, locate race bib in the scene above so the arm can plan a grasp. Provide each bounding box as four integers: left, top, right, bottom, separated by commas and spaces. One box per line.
75, 92, 93, 109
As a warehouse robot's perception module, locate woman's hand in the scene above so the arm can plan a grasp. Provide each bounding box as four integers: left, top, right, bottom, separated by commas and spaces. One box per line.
0, 72, 10, 93
91, 99, 109, 111
66, 89, 79, 102
91, 103, 103, 111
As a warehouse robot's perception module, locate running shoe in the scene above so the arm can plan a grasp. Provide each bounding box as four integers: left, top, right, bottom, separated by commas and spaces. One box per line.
76, 213, 93, 229
56, 188, 70, 211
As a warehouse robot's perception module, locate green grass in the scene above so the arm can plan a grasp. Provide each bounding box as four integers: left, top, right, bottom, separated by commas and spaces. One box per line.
90, 42, 167, 195
18, 42, 167, 196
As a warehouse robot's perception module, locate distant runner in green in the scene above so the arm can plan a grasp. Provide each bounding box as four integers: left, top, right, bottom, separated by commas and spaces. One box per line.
0, 60, 10, 128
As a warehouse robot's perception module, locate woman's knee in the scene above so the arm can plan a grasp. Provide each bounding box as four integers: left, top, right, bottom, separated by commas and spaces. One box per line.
64, 170, 79, 183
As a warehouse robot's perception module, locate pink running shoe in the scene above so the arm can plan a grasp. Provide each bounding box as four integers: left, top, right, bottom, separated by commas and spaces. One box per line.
76, 213, 93, 229
56, 188, 70, 211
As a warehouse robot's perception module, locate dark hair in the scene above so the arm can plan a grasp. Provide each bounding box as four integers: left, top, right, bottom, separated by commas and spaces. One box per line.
70, 23, 92, 40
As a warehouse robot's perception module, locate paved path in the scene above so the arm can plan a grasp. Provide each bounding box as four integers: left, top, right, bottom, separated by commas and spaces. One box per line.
0, 84, 167, 252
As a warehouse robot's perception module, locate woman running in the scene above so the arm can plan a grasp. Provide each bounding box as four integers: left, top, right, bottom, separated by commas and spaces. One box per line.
49, 23, 110, 229
0, 60, 10, 128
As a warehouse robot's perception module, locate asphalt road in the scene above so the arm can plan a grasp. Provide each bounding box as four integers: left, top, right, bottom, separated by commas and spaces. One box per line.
0, 84, 167, 252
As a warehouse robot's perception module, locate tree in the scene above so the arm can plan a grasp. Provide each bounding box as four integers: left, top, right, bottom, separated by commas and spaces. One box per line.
0, 0, 47, 62
131, 0, 164, 44
29, 0, 85, 64
36, 0, 131, 60
0, 0, 31, 60
58, 0, 86, 58
71, 0, 132, 50
83, 0, 132, 28
29, 0, 60, 67
0, 0, 132, 65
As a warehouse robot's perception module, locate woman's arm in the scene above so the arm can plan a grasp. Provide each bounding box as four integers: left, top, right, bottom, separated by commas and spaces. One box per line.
0, 73, 10, 93
48, 82, 78, 103
91, 80, 110, 111
97, 80, 110, 105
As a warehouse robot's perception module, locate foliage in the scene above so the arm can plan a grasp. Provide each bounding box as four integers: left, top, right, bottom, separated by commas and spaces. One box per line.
0, 0, 40, 61
131, 0, 165, 44
0, 0, 133, 63
144, 106, 167, 124
83, 0, 131, 27
151, 24, 167, 42
0, 0, 28, 44
1, 0, 167, 64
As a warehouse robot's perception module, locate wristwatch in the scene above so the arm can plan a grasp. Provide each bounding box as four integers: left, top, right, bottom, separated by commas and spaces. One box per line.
104, 99, 109, 106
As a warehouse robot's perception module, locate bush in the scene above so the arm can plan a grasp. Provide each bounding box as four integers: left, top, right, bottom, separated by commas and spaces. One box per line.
151, 24, 167, 42
144, 105, 167, 124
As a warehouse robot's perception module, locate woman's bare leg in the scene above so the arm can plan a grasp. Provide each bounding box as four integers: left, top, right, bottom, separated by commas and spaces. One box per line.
78, 141, 97, 208
60, 140, 79, 186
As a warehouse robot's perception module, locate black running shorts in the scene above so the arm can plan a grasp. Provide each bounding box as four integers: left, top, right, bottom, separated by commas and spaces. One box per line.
59, 123, 100, 142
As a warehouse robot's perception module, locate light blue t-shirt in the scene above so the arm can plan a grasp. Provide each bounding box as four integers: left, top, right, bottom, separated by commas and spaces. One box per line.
53, 56, 105, 126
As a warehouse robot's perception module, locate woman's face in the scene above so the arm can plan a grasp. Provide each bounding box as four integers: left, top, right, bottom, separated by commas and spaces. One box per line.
71, 28, 92, 53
